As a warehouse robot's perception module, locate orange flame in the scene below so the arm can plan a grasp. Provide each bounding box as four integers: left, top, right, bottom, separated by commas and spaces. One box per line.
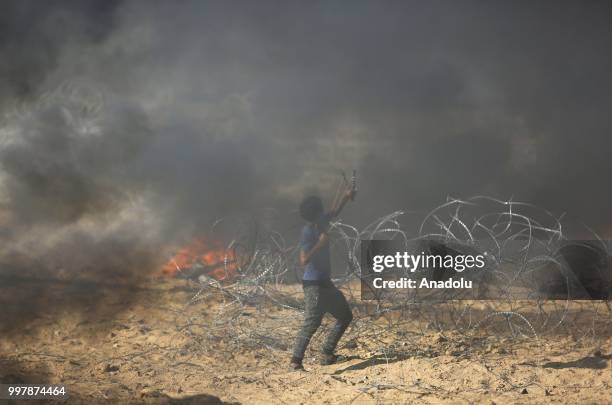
160, 238, 239, 281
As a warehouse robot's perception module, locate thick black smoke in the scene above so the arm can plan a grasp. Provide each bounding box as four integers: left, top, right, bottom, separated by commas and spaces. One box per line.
2, 1, 612, 331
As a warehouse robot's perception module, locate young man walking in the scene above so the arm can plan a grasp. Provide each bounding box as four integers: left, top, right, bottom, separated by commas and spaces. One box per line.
290, 184, 356, 370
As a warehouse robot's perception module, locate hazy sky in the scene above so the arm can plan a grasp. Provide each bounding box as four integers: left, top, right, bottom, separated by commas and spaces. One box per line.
2, 0, 612, 263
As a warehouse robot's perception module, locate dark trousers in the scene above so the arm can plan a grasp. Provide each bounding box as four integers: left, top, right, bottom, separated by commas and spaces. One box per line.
291, 283, 353, 361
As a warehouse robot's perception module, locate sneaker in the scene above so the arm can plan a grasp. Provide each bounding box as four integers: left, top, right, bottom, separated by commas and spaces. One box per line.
289, 361, 304, 371
320, 353, 345, 365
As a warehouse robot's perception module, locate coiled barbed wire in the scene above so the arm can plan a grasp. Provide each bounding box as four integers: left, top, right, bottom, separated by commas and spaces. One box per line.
175, 197, 611, 361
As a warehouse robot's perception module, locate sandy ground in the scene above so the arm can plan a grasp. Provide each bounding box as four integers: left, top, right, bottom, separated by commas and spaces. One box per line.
1, 277, 610, 404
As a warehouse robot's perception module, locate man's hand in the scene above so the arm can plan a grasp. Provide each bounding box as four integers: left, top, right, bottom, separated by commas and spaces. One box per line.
317, 232, 329, 245
330, 186, 356, 218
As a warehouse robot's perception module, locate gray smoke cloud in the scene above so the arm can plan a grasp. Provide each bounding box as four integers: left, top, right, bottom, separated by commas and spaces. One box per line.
1, 1, 612, 329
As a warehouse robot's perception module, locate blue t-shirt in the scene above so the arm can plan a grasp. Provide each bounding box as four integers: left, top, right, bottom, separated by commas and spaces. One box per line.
300, 214, 332, 281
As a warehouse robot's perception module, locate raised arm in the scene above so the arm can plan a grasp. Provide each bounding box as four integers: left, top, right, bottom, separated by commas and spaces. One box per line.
329, 186, 357, 218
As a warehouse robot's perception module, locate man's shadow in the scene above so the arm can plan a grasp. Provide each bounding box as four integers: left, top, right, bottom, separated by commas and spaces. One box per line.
542, 353, 611, 370
332, 353, 411, 375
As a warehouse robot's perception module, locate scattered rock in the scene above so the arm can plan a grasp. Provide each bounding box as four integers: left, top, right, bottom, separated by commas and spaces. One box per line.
593, 349, 602, 358
521, 388, 528, 394
140, 388, 162, 398
1, 374, 25, 384
433, 333, 447, 343
345, 340, 358, 349
104, 364, 120, 373
545, 389, 552, 396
